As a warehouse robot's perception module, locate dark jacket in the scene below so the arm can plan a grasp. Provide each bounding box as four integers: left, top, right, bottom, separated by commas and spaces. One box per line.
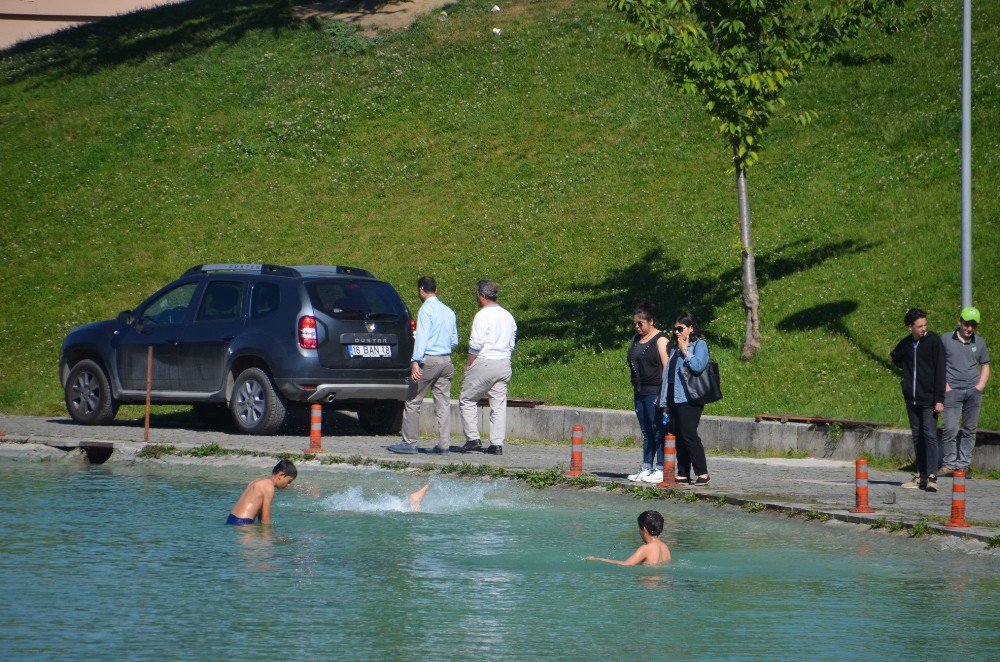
890, 331, 946, 406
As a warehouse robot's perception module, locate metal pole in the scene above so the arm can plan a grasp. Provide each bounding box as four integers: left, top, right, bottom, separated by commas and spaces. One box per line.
960, 0, 973, 307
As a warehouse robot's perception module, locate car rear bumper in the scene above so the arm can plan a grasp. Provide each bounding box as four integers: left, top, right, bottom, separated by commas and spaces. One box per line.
276, 379, 410, 403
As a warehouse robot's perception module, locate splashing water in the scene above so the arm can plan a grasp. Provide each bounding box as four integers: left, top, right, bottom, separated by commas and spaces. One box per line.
318, 479, 496, 514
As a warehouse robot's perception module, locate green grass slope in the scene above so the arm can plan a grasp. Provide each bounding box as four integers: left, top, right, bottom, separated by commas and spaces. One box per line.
0, 0, 996, 429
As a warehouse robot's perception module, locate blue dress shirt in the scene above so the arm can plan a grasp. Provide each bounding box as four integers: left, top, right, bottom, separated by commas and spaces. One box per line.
411, 296, 459, 362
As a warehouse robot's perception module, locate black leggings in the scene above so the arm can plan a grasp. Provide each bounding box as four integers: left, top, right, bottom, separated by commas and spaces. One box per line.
670, 401, 707, 478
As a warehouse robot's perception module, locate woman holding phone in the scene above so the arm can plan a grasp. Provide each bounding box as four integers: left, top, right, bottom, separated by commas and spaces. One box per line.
659, 311, 711, 485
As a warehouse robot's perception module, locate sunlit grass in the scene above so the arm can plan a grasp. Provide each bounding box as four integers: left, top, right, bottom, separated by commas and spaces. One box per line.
0, 0, 996, 431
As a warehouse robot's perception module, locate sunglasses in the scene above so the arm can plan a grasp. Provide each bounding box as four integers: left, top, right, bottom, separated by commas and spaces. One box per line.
674, 326, 686, 332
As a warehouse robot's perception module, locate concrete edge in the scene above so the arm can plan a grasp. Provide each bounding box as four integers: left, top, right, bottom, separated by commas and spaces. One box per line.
419, 401, 1000, 471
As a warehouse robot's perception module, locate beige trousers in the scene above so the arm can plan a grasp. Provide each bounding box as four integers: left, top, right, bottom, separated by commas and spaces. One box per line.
459, 358, 512, 446
401, 355, 455, 448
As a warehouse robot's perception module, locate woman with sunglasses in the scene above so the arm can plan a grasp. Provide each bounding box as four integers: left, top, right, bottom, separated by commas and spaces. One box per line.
659, 311, 711, 485
626, 301, 670, 483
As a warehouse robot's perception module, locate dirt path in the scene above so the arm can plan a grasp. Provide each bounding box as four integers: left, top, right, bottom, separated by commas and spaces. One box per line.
294, 0, 457, 32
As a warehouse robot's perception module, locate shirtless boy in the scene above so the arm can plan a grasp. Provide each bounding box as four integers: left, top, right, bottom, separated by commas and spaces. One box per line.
585, 510, 671, 566
227, 459, 297, 525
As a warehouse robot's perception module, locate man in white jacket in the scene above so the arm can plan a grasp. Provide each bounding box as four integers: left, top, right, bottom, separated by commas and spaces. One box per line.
458, 280, 517, 455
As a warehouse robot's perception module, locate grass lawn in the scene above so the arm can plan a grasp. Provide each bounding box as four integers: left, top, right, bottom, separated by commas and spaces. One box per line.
0, 0, 996, 428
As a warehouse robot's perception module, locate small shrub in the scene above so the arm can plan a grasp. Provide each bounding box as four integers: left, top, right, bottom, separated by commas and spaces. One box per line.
744, 502, 765, 513
715, 496, 727, 508
886, 520, 906, 533
347, 455, 365, 466
138, 444, 175, 459
189, 443, 227, 457
987, 535, 1000, 549
804, 510, 830, 522
377, 460, 409, 471
870, 517, 887, 530
910, 519, 935, 538
628, 486, 663, 501
565, 474, 599, 489
683, 492, 699, 503
827, 422, 844, 445
515, 469, 564, 489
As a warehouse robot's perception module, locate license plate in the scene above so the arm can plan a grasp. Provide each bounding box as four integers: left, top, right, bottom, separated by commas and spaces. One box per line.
348, 344, 391, 358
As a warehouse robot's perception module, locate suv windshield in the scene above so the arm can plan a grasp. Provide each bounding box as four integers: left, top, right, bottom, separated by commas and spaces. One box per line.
306, 279, 407, 320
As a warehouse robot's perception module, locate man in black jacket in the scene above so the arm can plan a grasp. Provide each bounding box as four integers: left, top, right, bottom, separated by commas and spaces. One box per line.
890, 308, 946, 492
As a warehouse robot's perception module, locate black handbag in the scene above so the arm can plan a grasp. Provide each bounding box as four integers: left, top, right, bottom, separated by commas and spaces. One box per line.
681, 353, 722, 406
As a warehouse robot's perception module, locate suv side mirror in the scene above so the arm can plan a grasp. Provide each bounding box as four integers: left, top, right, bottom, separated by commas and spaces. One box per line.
117, 310, 136, 326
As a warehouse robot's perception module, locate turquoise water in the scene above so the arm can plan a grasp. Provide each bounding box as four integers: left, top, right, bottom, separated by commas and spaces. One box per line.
2, 458, 999, 660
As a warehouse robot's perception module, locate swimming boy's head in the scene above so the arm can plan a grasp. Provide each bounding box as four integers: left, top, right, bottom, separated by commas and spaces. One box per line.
637, 510, 664, 537
272, 459, 297, 488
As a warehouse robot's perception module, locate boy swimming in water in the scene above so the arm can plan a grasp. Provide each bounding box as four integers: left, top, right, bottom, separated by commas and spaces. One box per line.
585, 510, 671, 566
227, 459, 297, 525
408, 484, 430, 510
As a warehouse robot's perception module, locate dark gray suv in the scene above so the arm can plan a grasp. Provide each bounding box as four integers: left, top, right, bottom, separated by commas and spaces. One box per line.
60, 264, 414, 434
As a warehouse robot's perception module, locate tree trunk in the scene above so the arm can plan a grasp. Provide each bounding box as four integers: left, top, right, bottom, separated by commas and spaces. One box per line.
734, 144, 762, 360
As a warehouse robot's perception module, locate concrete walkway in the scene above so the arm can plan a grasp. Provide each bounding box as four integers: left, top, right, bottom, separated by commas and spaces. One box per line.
1, 413, 997, 543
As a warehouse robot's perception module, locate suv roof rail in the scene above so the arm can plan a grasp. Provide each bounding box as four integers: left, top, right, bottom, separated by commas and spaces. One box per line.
291, 265, 376, 279
181, 264, 299, 277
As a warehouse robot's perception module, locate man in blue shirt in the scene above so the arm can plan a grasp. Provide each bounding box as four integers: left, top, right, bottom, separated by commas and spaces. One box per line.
389, 276, 459, 454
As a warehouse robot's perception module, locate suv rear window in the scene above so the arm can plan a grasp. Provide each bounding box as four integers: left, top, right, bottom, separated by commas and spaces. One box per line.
306, 279, 407, 320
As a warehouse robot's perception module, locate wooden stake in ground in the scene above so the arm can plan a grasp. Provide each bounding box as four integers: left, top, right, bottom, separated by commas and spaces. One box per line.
144, 345, 152, 443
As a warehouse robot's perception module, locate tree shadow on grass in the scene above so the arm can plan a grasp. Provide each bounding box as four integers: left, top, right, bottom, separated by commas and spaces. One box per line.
517, 238, 876, 366
776, 300, 895, 372
1, 0, 295, 85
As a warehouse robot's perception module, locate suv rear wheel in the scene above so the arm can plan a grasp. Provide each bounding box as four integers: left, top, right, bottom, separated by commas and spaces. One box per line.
65, 359, 119, 425
357, 400, 404, 435
230, 367, 286, 434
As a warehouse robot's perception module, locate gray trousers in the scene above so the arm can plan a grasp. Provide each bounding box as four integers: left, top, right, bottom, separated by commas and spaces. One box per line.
459, 358, 512, 446
401, 355, 455, 448
941, 387, 983, 470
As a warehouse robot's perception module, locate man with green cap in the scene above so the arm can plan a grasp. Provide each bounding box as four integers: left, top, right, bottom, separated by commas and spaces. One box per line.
939, 306, 990, 476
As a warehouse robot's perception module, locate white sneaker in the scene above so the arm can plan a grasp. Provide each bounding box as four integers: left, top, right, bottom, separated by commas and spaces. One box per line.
628, 468, 651, 482
901, 474, 920, 489
642, 470, 664, 483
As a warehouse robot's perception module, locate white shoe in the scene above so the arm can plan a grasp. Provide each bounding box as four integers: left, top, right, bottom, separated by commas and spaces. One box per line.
628, 468, 651, 482
642, 470, 664, 483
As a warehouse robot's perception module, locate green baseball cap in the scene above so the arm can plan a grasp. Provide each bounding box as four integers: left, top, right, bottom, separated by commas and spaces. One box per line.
960, 306, 981, 324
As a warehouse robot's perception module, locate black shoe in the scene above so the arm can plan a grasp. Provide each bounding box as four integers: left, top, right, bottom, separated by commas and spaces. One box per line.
458, 439, 482, 453
693, 476, 710, 486
427, 446, 450, 455
484, 445, 503, 455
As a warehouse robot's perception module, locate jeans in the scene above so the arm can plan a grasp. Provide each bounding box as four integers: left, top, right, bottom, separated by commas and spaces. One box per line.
634, 393, 664, 470
940, 387, 983, 470
905, 403, 939, 476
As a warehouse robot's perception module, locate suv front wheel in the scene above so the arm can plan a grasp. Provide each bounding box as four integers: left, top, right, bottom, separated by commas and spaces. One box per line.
230, 367, 287, 434
357, 400, 404, 436
65, 359, 119, 425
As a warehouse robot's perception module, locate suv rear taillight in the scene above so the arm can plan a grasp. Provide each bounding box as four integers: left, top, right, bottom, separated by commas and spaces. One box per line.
299, 315, 318, 349
410, 318, 416, 338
